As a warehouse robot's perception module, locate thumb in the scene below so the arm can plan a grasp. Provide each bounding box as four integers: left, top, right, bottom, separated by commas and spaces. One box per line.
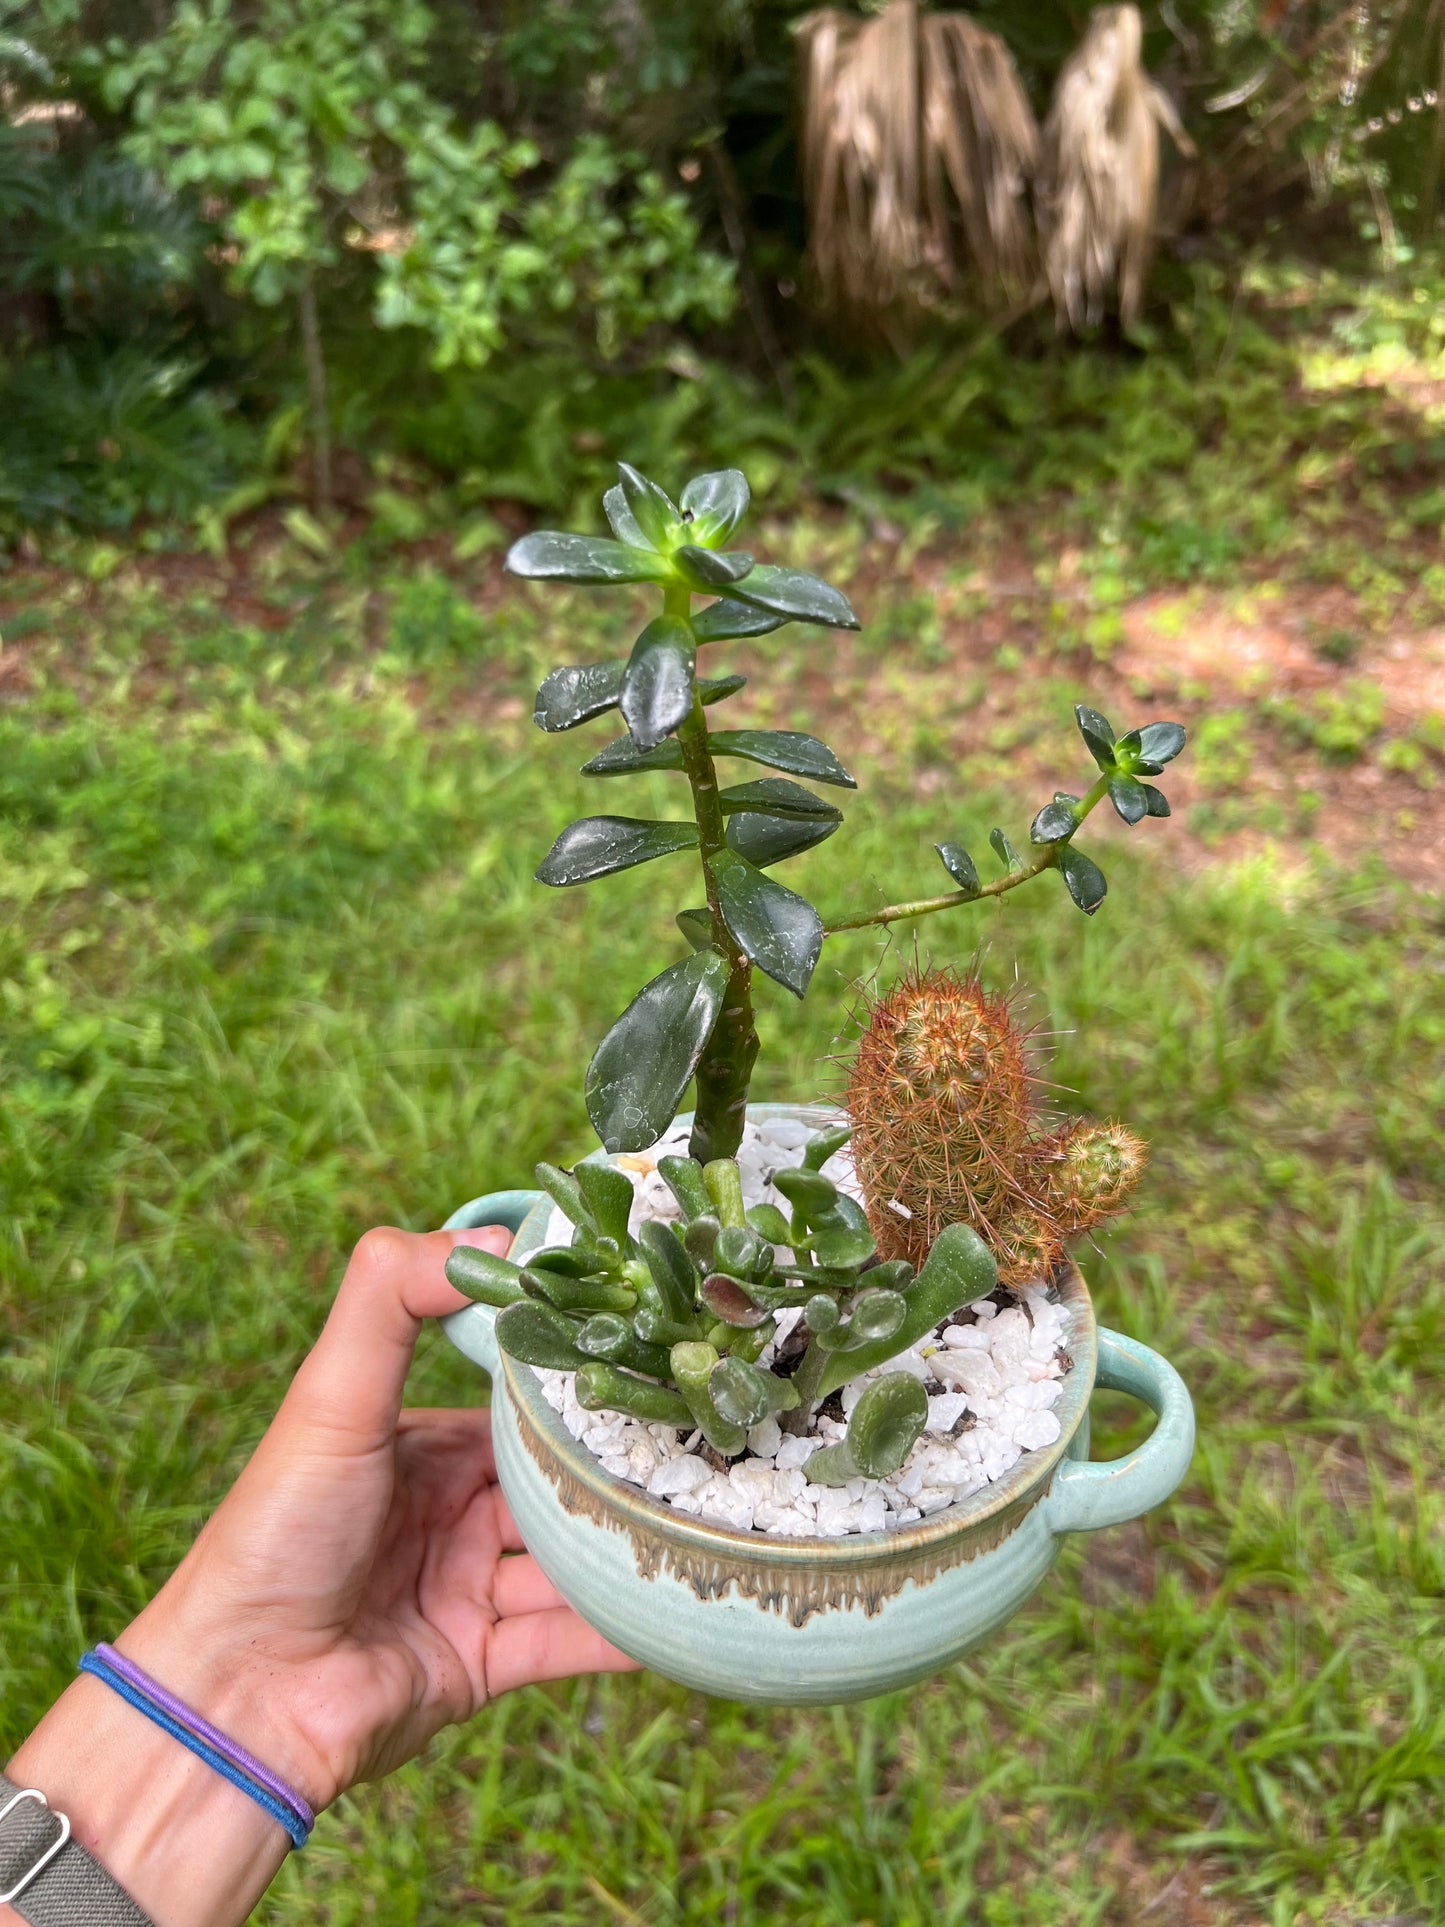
285, 1224, 512, 1446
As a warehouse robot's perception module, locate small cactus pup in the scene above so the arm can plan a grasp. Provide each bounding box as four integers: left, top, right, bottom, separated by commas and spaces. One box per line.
847, 967, 1148, 1286
481, 460, 1187, 1513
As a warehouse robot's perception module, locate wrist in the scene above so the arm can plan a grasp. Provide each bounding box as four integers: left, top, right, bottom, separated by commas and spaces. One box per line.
114, 1583, 339, 1815
5, 1674, 287, 1927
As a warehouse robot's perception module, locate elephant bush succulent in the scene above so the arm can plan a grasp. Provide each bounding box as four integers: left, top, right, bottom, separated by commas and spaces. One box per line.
445, 460, 1187, 1482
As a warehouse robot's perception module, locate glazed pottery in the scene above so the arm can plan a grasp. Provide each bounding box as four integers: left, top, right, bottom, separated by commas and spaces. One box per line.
439, 1104, 1194, 1705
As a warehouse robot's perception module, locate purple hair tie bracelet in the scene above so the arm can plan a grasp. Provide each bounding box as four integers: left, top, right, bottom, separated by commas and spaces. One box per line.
79, 1645, 315, 1851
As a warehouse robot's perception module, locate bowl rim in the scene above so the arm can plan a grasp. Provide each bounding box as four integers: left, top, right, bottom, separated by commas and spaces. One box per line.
499, 1102, 1097, 1569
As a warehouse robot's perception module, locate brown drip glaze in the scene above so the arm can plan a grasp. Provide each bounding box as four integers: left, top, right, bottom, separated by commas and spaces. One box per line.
511, 1394, 1048, 1627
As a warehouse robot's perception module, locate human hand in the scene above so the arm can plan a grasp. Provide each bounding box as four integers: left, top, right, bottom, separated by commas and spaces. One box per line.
114, 1225, 638, 1812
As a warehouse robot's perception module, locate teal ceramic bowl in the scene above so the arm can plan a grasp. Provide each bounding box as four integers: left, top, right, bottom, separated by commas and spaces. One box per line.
439, 1104, 1194, 1705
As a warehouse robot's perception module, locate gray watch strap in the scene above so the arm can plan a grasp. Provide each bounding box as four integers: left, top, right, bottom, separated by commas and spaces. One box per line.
0, 1772, 155, 1926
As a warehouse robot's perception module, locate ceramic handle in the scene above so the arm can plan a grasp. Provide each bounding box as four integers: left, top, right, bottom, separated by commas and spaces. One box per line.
1043, 1327, 1194, 1536
437, 1189, 544, 1378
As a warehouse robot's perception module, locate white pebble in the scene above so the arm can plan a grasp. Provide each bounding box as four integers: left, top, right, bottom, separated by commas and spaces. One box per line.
926, 1392, 970, 1432
1012, 1410, 1062, 1451
648, 1454, 712, 1497
935, 1352, 1001, 1399
941, 1323, 990, 1350
747, 1417, 783, 1459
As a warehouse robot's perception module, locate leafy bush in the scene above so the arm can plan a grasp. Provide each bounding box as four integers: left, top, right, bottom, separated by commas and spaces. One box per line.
0, 346, 252, 538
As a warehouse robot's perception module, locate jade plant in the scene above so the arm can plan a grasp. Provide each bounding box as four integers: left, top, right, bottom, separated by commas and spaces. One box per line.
445, 461, 1187, 1484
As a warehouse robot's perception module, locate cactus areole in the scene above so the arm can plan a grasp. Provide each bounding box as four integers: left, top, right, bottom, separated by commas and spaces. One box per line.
440, 462, 1195, 1602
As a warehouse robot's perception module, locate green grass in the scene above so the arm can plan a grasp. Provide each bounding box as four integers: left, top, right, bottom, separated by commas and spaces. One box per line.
2, 474, 1444, 1920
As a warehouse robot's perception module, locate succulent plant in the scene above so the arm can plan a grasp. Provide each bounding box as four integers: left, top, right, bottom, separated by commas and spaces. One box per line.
847, 968, 1148, 1284
446, 1128, 998, 1481
483, 459, 1187, 1472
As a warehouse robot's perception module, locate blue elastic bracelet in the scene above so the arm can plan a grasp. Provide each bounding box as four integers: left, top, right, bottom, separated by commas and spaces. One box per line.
79, 1653, 310, 1851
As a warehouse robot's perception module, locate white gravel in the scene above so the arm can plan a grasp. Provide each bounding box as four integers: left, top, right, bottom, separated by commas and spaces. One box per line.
532, 1113, 1072, 1538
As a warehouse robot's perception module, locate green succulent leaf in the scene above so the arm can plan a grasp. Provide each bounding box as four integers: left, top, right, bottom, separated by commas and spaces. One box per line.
867, 1259, 916, 1293
841, 1372, 928, 1479
712, 849, 823, 998
1074, 703, 1116, 770
1058, 842, 1108, 914
714, 1225, 766, 1277
745, 1202, 794, 1245
575, 1313, 673, 1379
525, 1242, 603, 1277
802, 1124, 853, 1171
585, 949, 731, 1153
989, 827, 1024, 872
536, 816, 698, 887
816, 1222, 996, 1397
720, 778, 842, 822
701, 1273, 770, 1328
708, 729, 857, 788
620, 617, 696, 753
727, 562, 860, 630
699, 673, 747, 705
709, 1355, 774, 1426
637, 1218, 700, 1325
535, 660, 625, 733
444, 1245, 527, 1308
772, 1167, 839, 1220
602, 483, 651, 550
534, 1162, 594, 1234
494, 1300, 590, 1371
573, 1159, 635, 1248
657, 1155, 710, 1218
703, 1159, 747, 1228
618, 463, 682, 552
673, 545, 755, 591
804, 1293, 840, 1333
683, 1214, 721, 1269
691, 597, 789, 643
724, 812, 839, 868
1134, 720, 1187, 769
1107, 772, 1149, 825
935, 842, 979, 893
1141, 782, 1171, 818
670, 1340, 747, 1455
680, 469, 750, 547
807, 1216, 877, 1269
507, 531, 671, 585
1029, 800, 1078, 844
580, 735, 685, 777
522, 1269, 637, 1315
675, 905, 714, 951
575, 1363, 692, 1427
833, 1285, 906, 1344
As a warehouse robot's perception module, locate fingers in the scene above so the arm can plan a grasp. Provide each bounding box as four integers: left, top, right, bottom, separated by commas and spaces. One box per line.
285, 1224, 513, 1448
485, 1607, 640, 1700
491, 1552, 565, 1618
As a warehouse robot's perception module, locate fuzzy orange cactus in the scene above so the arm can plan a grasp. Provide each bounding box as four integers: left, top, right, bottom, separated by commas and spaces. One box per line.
845, 967, 1146, 1284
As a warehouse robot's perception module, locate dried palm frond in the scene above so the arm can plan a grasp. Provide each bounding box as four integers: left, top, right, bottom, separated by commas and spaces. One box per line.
797, 0, 1037, 315
1036, 3, 1195, 332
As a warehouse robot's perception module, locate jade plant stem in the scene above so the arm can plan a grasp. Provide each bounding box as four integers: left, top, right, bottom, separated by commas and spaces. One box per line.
670, 583, 760, 1165
822, 771, 1111, 935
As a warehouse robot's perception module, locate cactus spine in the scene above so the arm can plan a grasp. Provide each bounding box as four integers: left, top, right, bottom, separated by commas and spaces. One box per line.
846, 968, 1146, 1284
